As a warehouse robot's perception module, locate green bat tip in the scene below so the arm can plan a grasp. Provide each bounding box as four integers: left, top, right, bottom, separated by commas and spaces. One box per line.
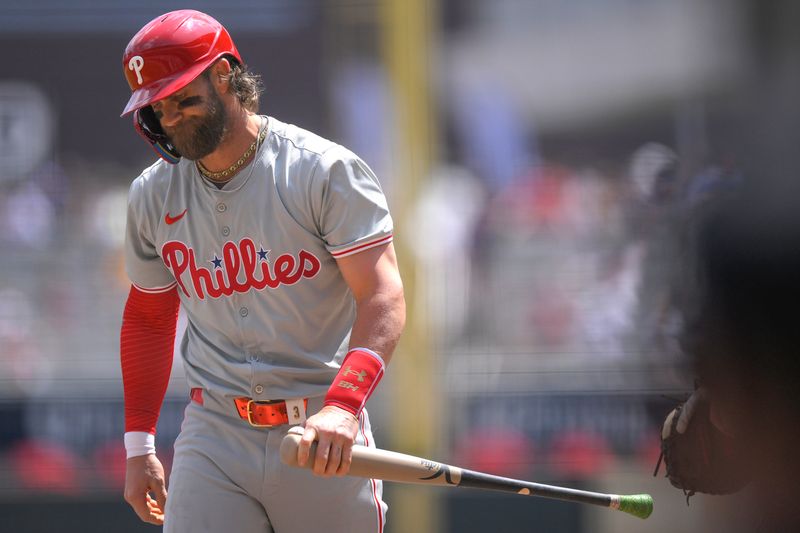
618, 494, 654, 519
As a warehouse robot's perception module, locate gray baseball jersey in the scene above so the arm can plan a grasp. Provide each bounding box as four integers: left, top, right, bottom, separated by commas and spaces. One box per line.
124, 115, 393, 402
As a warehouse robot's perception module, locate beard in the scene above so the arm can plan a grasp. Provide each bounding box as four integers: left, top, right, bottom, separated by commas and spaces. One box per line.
165, 89, 228, 161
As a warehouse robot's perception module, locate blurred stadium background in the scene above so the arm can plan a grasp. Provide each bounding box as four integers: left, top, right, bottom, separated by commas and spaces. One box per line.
0, 1, 797, 531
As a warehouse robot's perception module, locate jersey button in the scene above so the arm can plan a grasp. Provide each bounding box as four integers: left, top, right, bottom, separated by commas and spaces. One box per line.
239, 306, 249, 317
254, 385, 264, 394
222, 226, 231, 236
216, 203, 227, 213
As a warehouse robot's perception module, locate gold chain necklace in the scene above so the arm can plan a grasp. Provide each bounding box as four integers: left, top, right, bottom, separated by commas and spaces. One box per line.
196, 126, 268, 182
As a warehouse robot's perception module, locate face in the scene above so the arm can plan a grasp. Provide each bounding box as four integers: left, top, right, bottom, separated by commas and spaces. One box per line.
151, 74, 228, 160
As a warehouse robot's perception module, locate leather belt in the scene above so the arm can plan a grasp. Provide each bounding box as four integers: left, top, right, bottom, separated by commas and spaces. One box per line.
190, 388, 308, 428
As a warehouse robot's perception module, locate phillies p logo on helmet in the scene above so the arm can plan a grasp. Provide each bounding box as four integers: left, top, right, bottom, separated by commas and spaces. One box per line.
128, 56, 145, 85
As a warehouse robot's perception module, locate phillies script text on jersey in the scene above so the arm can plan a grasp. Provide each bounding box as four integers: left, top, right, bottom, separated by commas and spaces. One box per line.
162, 238, 321, 300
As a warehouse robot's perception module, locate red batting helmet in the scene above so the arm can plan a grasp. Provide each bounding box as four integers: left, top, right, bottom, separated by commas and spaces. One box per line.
120, 9, 242, 116
121, 10, 242, 163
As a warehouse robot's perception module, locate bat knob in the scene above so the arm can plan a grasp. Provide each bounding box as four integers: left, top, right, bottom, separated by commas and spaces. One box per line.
617, 494, 654, 519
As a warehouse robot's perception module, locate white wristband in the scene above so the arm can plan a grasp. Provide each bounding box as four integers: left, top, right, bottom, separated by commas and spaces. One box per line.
124, 431, 156, 459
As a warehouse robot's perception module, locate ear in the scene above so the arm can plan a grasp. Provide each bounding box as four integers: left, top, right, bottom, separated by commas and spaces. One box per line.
210, 58, 233, 93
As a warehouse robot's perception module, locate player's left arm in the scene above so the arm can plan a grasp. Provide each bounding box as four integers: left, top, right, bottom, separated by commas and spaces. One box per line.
298, 242, 405, 477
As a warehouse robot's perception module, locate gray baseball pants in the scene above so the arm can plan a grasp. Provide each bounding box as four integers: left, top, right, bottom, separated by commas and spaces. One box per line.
164, 394, 387, 533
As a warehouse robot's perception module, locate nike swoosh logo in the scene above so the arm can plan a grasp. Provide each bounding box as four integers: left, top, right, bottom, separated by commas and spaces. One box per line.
165, 209, 188, 225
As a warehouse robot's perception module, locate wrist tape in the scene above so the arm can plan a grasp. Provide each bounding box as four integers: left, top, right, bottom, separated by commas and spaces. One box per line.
323, 348, 385, 417
124, 431, 156, 459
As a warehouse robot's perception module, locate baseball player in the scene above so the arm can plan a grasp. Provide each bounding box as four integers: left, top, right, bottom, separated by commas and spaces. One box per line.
118, 10, 405, 533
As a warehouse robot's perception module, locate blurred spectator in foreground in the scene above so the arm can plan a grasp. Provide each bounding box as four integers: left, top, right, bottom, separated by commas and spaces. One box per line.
665, 176, 800, 530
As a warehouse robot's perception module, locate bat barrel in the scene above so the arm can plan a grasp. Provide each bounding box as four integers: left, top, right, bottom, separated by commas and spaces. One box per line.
458, 470, 652, 519
460, 468, 607, 503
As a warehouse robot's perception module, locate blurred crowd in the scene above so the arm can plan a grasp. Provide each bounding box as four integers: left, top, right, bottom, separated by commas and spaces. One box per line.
1, 3, 797, 533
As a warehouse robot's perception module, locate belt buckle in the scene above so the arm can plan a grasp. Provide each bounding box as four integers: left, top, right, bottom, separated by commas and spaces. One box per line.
245, 399, 277, 428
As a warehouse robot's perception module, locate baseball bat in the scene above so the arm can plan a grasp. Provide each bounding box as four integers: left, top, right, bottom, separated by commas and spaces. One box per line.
280, 427, 653, 519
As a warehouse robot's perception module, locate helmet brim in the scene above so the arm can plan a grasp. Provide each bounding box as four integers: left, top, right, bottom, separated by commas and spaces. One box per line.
120, 61, 209, 116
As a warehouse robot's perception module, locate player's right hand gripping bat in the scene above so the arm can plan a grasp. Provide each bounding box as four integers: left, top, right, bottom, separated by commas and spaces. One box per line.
280, 427, 653, 519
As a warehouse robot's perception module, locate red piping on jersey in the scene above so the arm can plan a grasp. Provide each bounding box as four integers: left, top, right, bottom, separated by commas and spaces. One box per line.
133, 281, 178, 294
120, 284, 180, 433
330, 234, 393, 258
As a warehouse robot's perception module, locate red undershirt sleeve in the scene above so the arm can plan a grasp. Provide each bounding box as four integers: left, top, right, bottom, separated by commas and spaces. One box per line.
120, 284, 180, 434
